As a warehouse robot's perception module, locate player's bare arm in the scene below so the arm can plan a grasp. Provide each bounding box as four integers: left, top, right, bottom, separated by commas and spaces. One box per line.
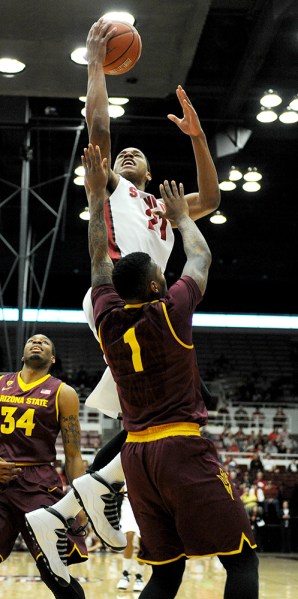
58, 384, 86, 484
86, 18, 119, 191
159, 179, 212, 295
82, 144, 113, 287
168, 85, 220, 222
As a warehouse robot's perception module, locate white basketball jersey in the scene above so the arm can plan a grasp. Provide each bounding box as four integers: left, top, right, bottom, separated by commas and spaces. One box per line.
106, 175, 174, 270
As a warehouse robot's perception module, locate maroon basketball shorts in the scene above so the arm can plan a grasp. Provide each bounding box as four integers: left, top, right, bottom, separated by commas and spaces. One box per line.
0, 464, 87, 563
121, 429, 256, 564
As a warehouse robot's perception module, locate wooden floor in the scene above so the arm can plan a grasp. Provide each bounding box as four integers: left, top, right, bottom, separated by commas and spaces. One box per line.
1, 550, 298, 598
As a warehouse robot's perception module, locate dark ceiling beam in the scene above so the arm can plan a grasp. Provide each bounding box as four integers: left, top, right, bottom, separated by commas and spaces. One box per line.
219, 0, 297, 120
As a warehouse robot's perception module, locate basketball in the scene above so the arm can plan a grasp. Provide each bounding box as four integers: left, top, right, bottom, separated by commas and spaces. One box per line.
103, 21, 142, 75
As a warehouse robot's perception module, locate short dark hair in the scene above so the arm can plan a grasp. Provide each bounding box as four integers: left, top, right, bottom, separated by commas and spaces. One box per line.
112, 252, 153, 300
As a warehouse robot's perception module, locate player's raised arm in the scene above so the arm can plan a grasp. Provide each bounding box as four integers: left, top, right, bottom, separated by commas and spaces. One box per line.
159, 179, 212, 295
168, 86, 220, 222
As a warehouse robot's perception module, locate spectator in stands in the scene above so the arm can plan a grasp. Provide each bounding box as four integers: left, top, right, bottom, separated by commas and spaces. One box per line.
235, 426, 248, 451
253, 472, 266, 513
261, 453, 276, 473
263, 480, 280, 521
238, 470, 251, 493
249, 453, 264, 481
267, 426, 280, 443
240, 486, 259, 517
249, 506, 265, 553
280, 500, 292, 553
234, 406, 250, 428
264, 438, 279, 455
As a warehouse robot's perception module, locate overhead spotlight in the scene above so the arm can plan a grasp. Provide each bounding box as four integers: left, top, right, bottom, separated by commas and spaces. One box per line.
260, 89, 282, 108
73, 176, 85, 186
109, 97, 129, 105
79, 207, 90, 221
219, 180, 236, 191
108, 105, 125, 118
102, 11, 135, 25
289, 95, 298, 111
74, 165, 85, 177
243, 167, 262, 182
256, 107, 278, 123
210, 211, 227, 224
242, 181, 261, 192
70, 47, 87, 65
79, 96, 86, 103
81, 106, 86, 118
0, 57, 26, 73
229, 166, 243, 181
279, 107, 298, 124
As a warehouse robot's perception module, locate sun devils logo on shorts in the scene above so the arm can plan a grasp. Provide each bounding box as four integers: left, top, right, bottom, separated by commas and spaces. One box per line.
216, 467, 234, 500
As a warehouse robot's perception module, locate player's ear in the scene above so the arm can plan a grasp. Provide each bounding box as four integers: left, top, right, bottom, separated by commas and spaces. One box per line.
51, 356, 56, 365
150, 280, 159, 294
145, 171, 152, 186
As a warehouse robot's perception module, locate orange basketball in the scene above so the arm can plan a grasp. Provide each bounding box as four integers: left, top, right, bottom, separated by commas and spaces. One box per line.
103, 21, 142, 75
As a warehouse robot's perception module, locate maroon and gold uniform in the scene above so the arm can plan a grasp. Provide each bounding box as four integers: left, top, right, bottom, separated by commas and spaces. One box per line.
0, 372, 87, 564
91, 276, 256, 564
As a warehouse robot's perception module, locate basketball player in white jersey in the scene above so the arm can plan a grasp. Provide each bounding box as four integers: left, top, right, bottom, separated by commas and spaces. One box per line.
83, 17, 220, 417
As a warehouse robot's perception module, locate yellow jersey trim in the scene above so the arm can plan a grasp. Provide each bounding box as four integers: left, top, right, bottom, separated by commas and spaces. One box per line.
136, 534, 257, 565
126, 422, 200, 442
161, 303, 193, 349
17, 372, 51, 392
124, 300, 159, 309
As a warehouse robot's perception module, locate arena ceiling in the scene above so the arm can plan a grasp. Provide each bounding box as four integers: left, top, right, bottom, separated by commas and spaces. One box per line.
0, 0, 297, 317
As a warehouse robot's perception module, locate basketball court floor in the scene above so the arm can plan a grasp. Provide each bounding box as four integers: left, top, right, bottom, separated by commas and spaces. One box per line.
1, 550, 297, 598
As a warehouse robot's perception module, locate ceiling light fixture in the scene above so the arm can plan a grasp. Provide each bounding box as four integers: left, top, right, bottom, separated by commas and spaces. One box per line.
74, 166, 85, 177
289, 95, 298, 111
0, 57, 26, 73
229, 166, 243, 181
243, 167, 262, 182
210, 211, 227, 224
219, 180, 236, 191
260, 89, 282, 108
109, 97, 129, 105
79, 207, 90, 221
79, 96, 86, 103
73, 176, 85, 186
70, 47, 87, 65
108, 105, 125, 118
101, 11, 135, 25
242, 181, 261, 192
278, 107, 298, 124
256, 107, 278, 123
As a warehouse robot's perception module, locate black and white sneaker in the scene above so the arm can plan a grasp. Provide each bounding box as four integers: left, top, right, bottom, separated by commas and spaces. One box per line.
72, 472, 126, 551
25, 506, 70, 586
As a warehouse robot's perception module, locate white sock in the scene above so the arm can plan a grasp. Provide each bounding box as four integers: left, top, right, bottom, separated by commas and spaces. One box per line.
123, 557, 132, 574
96, 453, 124, 484
50, 489, 81, 520
135, 561, 144, 576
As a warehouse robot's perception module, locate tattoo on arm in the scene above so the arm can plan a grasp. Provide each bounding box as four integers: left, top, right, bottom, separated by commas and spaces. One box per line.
60, 415, 81, 451
88, 202, 113, 286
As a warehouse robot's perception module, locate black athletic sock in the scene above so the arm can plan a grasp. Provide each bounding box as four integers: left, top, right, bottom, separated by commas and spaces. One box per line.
139, 558, 185, 599
89, 429, 127, 472
37, 559, 86, 599
219, 544, 259, 599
